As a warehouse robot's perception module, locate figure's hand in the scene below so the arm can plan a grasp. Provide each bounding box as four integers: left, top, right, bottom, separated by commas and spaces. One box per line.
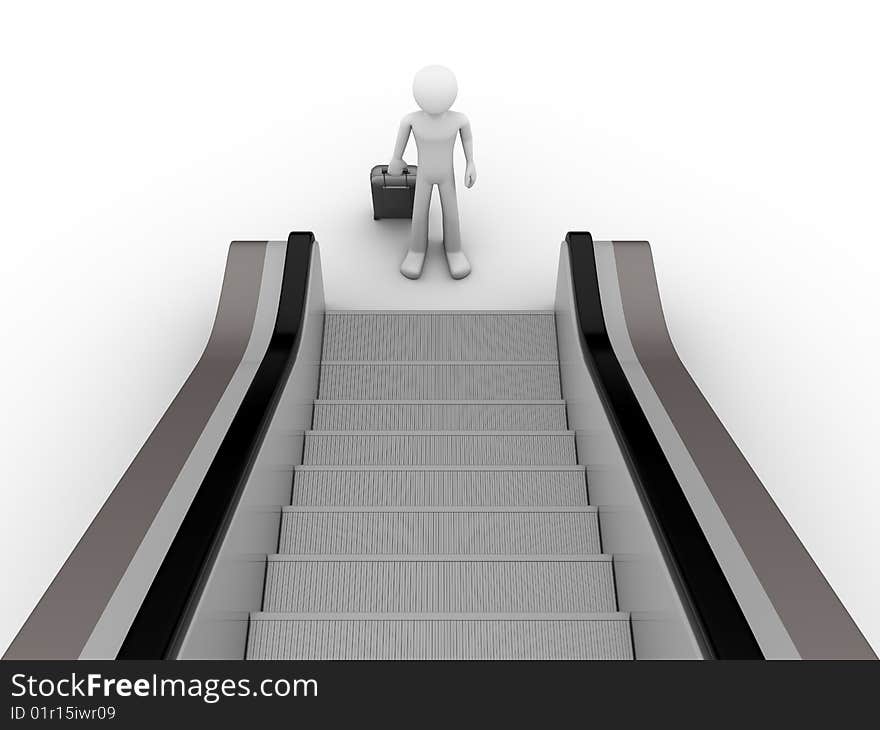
465, 162, 476, 188
387, 159, 407, 176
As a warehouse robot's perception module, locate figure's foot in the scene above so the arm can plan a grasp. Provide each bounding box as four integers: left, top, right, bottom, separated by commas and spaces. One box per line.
400, 250, 426, 279
445, 249, 471, 279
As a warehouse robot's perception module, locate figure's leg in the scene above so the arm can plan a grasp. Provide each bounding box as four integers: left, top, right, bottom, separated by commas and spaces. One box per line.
438, 178, 470, 279
401, 180, 432, 279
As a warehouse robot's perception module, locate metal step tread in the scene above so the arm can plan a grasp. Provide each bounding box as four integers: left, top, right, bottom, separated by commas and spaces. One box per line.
303, 432, 577, 466
252, 612, 628, 620
261, 557, 618, 612
321, 360, 559, 365
246, 614, 632, 660
281, 506, 597, 513
322, 312, 558, 362
313, 401, 569, 429
306, 429, 574, 436
312, 399, 568, 431
267, 554, 611, 561
291, 467, 589, 507
314, 399, 566, 404
278, 509, 602, 554
324, 310, 556, 315
294, 465, 584, 471
318, 363, 562, 399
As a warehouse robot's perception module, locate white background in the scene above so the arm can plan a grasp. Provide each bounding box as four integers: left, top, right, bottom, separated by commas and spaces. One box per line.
1, 1, 878, 655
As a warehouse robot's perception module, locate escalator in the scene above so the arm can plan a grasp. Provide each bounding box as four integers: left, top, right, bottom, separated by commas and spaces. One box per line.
248, 310, 630, 659
4, 232, 874, 661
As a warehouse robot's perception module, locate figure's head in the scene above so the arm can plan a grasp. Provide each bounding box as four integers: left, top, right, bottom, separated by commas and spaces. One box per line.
413, 65, 458, 115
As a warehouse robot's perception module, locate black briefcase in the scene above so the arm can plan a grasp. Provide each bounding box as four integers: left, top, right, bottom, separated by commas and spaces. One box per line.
370, 164, 417, 219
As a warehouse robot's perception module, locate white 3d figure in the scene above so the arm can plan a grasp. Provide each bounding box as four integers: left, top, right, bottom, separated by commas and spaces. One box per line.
388, 65, 475, 280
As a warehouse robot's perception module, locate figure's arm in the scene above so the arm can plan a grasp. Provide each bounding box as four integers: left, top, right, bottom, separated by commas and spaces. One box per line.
388, 116, 411, 175
460, 116, 476, 188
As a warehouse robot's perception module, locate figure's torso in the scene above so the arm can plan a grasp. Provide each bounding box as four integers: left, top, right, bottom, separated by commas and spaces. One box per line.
409, 111, 464, 181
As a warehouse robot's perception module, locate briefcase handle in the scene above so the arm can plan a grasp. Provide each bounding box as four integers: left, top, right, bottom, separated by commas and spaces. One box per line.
381, 165, 414, 189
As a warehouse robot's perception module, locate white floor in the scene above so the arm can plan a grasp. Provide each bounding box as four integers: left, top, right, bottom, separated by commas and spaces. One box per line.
317, 181, 563, 312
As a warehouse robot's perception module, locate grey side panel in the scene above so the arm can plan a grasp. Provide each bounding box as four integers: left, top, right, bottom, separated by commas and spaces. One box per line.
79, 242, 288, 659
609, 240, 875, 659
175, 246, 325, 659
555, 242, 703, 659
3, 242, 269, 660
593, 241, 797, 658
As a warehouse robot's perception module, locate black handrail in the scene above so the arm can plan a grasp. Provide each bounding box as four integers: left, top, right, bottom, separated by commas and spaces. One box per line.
565, 231, 763, 659
118, 232, 314, 658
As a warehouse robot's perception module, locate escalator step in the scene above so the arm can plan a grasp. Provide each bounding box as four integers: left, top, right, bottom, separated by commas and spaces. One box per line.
303, 431, 576, 466
317, 363, 561, 400
291, 467, 588, 507
278, 507, 601, 555
312, 400, 568, 430
246, 613, 633, 660
322, 311, 558, 361
261, 555, 617, 613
